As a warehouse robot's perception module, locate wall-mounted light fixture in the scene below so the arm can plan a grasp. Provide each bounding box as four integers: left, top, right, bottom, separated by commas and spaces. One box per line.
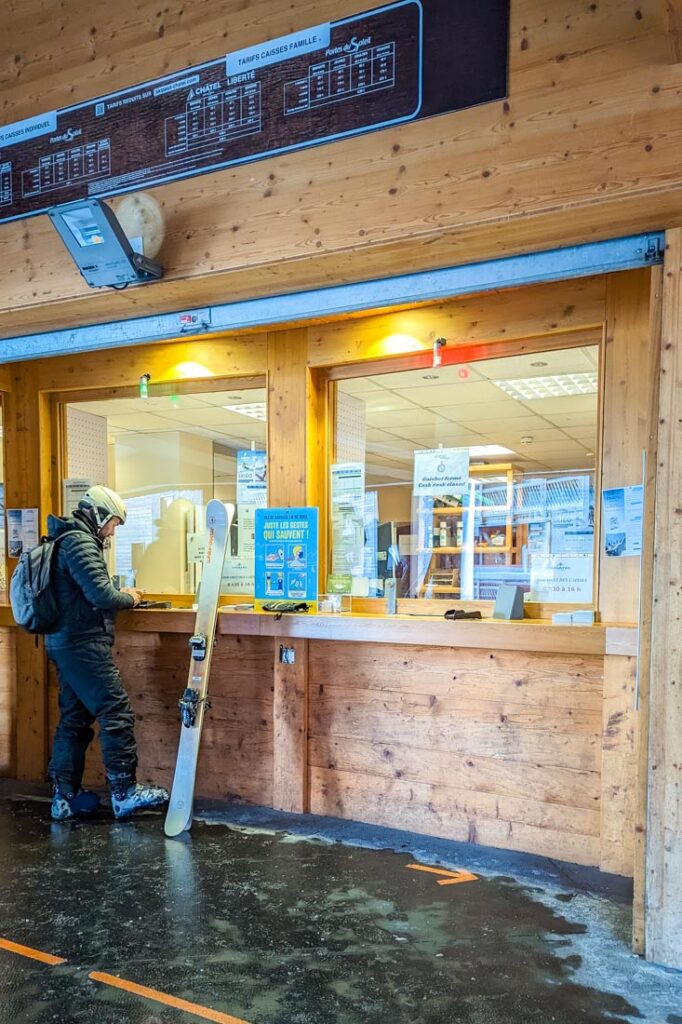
48, 198, 163, 289
139, 373, 151, 399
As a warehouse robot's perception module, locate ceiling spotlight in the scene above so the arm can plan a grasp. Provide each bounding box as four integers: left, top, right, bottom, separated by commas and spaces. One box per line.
530, 360, 548, 368
520, 436, 534, 444
422, 374, 440, 380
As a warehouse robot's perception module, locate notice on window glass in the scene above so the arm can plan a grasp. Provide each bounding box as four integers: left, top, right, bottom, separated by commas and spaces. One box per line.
330, 462, 365, 578
6, 507, 39, 557
413, 448, 470, 497
602, 485, 643, 557
529, 555, 593, 603
255, 507, 318, 610
236, 450, 267, 507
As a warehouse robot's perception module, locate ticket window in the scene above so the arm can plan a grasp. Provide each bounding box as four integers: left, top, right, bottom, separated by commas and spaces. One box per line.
64, 387, 266, 596
331, 343, 599, 606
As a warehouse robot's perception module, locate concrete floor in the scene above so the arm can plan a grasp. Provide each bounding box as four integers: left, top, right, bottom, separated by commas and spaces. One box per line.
0, 783, 680, 1024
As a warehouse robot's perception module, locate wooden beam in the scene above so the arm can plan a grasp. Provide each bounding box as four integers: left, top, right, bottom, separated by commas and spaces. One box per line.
633, 264, 663, 953
645, 228, 682, 969
600, 655, 636, 876
600, 269, 655, 623
663, 0, 682, 62
309, 280, 606, 368
266, 329, 308, 508
3, 363, 49, 780
272, 638, 309, 813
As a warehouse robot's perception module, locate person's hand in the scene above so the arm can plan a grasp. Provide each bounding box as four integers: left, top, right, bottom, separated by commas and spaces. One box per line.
121, 587, 143, 607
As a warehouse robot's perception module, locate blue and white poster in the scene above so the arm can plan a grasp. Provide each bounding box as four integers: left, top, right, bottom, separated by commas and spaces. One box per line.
255, 507, 318, 611
602, 485, 643, 557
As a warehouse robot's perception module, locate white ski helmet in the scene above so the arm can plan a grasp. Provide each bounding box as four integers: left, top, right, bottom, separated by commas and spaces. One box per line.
79, 485, 127, 529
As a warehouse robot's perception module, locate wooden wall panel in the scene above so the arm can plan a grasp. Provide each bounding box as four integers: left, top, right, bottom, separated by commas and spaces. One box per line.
309, 279, 606, 368
57, 631, 275, 805
308, 641, 604, 867
633, 264, 663, 953
272, 638, 309, 813
600, 269, 656, 622
599, 655, 636, 876
266, 329, 308, 507
0, 629, 17, 777
645, 227, 682, 968
1, 2, 681, 336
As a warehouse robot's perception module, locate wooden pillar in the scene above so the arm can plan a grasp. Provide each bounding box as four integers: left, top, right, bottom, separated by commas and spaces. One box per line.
645, 228, 682, 969
272, 638, 309, 813
632, 265, 663, 953
598, 269, 657, 878
3, 362, 50, 781
266, 328, 323, 813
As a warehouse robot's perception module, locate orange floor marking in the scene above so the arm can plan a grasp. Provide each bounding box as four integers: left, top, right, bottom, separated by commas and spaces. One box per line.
89, 971, 251, 1024
406, 863, 478, 885
0, 937, 67, 966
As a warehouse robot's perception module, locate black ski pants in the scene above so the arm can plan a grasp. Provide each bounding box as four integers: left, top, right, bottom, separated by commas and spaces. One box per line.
47, 638, 137, 792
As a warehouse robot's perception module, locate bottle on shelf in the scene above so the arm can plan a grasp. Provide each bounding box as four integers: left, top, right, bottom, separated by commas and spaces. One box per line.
456, 521, 463, 547
439, 521, 448, 547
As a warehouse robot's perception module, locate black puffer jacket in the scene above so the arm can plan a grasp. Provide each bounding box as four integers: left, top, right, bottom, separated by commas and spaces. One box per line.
45, 512, 134, 650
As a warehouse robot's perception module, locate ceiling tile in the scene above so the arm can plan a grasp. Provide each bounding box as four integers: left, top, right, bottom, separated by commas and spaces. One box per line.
394, 380, 510, 408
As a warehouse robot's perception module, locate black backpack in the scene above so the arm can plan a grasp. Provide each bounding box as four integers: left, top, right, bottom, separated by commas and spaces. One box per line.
9, 535, 67, 634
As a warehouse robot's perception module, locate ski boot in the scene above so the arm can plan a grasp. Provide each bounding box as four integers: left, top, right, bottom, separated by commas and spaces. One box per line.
109, 775, 169, 820
51, 782, 101, 822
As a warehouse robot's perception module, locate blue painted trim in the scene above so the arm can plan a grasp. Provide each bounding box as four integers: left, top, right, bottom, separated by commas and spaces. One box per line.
0, 232, 664, 363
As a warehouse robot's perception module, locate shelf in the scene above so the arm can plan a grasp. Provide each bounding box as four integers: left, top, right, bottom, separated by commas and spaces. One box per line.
419, 546, 515, 555
419, 585, 462, 594
425, 505, 512, 516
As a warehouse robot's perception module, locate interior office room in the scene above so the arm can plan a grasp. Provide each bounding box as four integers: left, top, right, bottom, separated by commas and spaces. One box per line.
1, 1, 682, 1022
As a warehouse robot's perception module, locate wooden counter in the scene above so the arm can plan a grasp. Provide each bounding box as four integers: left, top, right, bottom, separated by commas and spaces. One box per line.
0, 605, 638, 875
115, 607, 638, 657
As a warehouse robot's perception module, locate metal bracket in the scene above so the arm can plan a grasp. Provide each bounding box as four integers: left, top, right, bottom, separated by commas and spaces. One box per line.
189, 633, 207, 661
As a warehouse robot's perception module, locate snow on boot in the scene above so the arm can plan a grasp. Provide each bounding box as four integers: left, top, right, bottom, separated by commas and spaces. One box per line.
111, 782, 169, 820
51, 786, 101, 822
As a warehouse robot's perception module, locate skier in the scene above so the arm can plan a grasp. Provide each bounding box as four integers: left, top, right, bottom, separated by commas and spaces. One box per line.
46, 484, 168, 822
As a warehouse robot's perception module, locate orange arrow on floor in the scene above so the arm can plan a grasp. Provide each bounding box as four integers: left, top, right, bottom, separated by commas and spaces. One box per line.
406, 863, 478, 886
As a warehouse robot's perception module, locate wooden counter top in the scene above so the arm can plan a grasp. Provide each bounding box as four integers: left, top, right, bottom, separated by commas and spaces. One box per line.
114, 607, 638, 657
0, 604, 638, 655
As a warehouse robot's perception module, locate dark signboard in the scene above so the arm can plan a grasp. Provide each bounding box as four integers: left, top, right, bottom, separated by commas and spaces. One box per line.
0, 0, 509, 225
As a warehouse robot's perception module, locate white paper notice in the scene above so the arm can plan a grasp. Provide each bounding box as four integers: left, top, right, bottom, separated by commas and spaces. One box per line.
413, 448, 470, 497
602, 485, 643, 557
529, 554, 593, 603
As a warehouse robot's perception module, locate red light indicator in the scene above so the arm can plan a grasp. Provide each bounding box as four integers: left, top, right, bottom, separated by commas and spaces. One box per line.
458, 367, 469, 379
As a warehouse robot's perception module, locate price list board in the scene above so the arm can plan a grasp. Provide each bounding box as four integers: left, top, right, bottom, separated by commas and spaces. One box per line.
0, 0, 508, 224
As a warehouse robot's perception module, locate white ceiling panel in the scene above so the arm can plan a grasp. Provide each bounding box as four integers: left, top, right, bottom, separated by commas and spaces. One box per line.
395, 380, 511, 408
473, 347, 598, 381
362, 393, 422, 414
366, 408, 453, 429
454, 408, 552, 428
105, 413, 185, 432
367, 364, 485, 389
547, 410, 598, 428
198, 389, 267, 407
337, 378, 385, 395
385, 425, 485, 445
518, 394, 598, 417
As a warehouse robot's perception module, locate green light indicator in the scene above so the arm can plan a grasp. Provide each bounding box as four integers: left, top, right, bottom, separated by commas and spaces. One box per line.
139, 373, 150, 399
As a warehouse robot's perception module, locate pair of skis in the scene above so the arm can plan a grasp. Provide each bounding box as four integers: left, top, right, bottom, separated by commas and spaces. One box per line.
164, 500, 234, 838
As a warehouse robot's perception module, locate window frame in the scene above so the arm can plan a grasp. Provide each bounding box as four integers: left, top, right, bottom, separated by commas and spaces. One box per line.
323, 327, 604, 617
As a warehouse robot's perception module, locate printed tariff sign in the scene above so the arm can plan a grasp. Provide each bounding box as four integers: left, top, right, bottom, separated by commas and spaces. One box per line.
0, 0, 509, 223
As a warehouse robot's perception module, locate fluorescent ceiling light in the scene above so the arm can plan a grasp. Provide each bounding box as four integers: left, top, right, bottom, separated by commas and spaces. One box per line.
468, 444, 514, 457
493, 372, 598, 401
223, 402, 267, 421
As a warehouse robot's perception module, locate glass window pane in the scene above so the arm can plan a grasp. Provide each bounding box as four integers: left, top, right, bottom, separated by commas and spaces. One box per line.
332, 344, 598, 606
64, 387, 266, 595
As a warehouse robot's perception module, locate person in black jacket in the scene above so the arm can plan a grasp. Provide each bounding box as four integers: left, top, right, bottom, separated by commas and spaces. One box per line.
47, 485, 168, 822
